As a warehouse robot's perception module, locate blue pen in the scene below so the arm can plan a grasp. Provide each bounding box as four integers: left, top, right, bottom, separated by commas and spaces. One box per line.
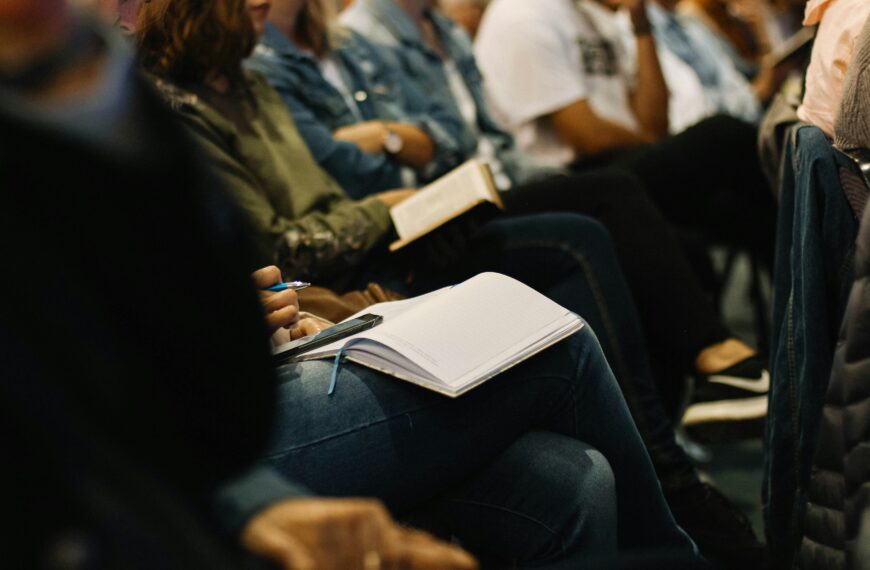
265, 281, 311, 292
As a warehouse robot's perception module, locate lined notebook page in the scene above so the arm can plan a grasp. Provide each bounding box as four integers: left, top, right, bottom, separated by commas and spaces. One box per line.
358, 273, 576, 382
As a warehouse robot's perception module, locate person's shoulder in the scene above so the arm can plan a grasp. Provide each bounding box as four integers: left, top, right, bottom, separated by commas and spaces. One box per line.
244, 69, 291, 109
144, 73, 203, 114
339, 5, 382, 35
487, 0, 570, 20
340, 5, 399, 47
478, 0, 573, 49
839, 0, 870, 38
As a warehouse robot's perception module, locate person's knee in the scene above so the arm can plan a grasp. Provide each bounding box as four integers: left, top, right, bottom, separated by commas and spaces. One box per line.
537, 213, 614, 254
593, 174, 665, 222
511, 432, 618, 561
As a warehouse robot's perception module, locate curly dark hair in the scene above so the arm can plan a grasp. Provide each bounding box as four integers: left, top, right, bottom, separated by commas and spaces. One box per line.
136, 0, 256, 83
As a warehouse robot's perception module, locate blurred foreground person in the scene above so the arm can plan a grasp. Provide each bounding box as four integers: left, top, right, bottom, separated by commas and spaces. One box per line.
0, 2, 475, 568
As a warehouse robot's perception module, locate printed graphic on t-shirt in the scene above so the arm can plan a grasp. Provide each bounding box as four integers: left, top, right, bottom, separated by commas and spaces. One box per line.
577, 38, 618, 76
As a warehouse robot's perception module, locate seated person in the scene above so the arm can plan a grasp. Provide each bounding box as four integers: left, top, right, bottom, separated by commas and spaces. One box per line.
646, 0, 773, 129
132, 0, 764, 564
253, 265, 700, 568
0, 2, 471, 568
796, 0, 870, 138
468, 0, 777, 304
679, 0, 779, 77
2, 1, 698, 567
344, 0, 776, 278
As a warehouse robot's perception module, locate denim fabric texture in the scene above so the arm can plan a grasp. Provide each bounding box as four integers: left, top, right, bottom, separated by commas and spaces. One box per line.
264, 326, 698, 567
341, 0, 555, 186
400, 212, 699, 489
765, 124, 859, 568
247, 24, 467, 198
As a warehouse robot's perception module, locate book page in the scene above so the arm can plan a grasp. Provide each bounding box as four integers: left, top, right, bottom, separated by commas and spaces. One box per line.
295, 286, 453, 356
357, 273, 580, 386
390, 159, 496, 240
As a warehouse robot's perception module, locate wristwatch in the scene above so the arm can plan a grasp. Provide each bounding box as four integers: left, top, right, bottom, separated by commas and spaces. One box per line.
383, 126, 404, 155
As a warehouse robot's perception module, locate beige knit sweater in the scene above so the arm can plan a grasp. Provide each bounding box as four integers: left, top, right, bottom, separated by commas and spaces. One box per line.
834, 15, 870, 150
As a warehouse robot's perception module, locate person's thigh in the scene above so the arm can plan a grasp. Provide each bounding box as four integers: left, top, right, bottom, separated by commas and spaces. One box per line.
262, 327, 593, 513
263, 324, 695, 556
606, 115, 776, 258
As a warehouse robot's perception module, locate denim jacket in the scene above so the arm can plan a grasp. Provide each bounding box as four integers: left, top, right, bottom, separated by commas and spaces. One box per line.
247, 23, 465, 199
341, 0, 556, 186
765, 124, 860, 568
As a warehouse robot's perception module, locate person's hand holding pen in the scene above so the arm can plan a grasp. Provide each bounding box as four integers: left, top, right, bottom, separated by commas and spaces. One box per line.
251, 266, 331, 345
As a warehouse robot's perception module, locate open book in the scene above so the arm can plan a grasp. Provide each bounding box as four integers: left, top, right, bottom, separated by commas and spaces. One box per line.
389, 159, 505, 251
295, 273, 583, 397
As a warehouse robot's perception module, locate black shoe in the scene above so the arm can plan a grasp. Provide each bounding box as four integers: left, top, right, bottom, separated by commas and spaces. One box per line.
666, 481, 767, 569
684, 356, 769, 425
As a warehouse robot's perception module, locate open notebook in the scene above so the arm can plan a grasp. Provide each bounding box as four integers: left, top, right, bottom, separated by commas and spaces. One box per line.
295, 273, 584, 397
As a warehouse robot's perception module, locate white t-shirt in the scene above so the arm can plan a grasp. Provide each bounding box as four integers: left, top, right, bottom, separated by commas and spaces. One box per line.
475, 0, 639, 166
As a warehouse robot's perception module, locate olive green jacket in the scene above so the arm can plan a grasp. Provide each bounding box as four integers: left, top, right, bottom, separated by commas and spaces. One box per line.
151, 71, 393, 282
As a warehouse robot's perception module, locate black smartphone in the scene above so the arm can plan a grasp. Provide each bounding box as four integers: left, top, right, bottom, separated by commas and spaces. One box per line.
272, 313, 383, 364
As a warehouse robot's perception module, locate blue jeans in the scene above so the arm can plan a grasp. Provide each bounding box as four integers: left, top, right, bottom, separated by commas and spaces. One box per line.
264, 326, 697, 567
354, 213, 698, 490
409, 213, 698, 490
765, 125, 858, 567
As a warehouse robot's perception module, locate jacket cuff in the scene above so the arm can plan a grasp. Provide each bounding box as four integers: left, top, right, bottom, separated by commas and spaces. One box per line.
358, 195, 394, 237
213, 466, 313, 536
416, 116, 463, 181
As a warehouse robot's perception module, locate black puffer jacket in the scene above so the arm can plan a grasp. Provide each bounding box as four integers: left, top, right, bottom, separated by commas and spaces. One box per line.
800, 198, 870, 569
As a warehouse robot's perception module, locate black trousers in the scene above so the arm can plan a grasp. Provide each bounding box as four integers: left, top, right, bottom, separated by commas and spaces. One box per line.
503, 169, 731, 377
579, 115, 777, 268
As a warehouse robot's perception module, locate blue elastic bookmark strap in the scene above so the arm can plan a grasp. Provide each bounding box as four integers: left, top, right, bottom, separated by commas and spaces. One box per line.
328, 346, 347, 396
327, 338, 365, 396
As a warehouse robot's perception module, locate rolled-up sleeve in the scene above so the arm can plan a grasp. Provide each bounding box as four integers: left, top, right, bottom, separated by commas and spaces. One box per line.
253, 57, 409, 198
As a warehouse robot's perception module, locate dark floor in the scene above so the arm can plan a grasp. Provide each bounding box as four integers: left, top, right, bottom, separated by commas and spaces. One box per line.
703, 438, 766, 537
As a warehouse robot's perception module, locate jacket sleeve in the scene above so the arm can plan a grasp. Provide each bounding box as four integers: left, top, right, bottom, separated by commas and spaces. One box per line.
363, 37, 469, 181
212, 466, 313, 536
179, 113, 393, 280
254, 59, 411, 199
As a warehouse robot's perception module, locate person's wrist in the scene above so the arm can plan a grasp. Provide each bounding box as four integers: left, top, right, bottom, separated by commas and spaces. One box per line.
628, 2, 651, 35
631, 15, 652, 35
376, 121, 389, 152
381, 123, 404, 156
